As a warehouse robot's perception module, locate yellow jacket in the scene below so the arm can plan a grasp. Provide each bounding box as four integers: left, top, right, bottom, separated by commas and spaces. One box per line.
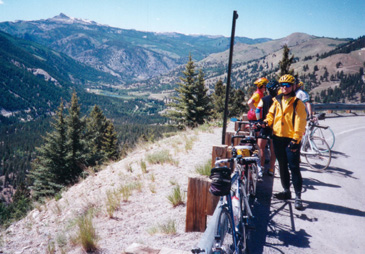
265, 94, 307, 142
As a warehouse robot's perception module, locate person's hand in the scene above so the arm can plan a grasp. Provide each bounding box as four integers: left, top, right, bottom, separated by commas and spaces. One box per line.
288, 139, 300, 152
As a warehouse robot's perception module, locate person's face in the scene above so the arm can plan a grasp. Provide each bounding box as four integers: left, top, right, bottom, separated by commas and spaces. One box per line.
280, 83, 295, 95
260, 85, 266, 92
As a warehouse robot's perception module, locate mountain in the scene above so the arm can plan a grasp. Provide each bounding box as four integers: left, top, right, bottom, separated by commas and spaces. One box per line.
136, 33, 365, 103
0, 13, 271, 84
0, 30, 123, 122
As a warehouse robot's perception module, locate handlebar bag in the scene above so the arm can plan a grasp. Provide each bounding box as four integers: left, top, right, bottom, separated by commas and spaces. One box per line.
209, 167, 231, 196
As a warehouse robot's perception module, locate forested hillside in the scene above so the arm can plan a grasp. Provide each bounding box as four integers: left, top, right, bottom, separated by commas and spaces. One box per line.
0, 13, 271, 84
137, 34, 365, 104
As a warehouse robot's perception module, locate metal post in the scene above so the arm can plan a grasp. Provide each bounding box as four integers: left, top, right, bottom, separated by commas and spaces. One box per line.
222, 10, 239, 145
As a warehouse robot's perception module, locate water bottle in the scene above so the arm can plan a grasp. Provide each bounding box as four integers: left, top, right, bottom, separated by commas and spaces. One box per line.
231, 192, 240, 225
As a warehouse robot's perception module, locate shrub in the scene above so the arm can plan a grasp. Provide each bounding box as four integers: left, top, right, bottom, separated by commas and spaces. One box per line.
75, 209, 98, 252
195, 158, 212, 176
167, 185, 185, 207
146, 149, 178, 165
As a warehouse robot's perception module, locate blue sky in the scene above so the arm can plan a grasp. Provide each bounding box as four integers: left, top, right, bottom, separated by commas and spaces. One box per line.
0, 0, 364, 39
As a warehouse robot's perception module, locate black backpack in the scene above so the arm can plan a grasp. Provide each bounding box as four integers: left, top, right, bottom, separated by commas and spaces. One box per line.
209, 167, 231, 196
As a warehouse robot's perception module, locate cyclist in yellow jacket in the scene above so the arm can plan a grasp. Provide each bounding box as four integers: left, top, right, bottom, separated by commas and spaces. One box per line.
264, 74, 307, 210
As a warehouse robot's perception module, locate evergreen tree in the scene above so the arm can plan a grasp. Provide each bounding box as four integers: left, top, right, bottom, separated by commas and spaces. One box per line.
212, 80, 247, 119
85, 105, 109, 165
65, 92, 86, 182
166, 55, 211, 127
194, 70, 212, 125
230, 89, 247, 117
212, 80, 225, 118
102, 120, 119, 160
30, 101, 67, 200
279, 45, 295, 76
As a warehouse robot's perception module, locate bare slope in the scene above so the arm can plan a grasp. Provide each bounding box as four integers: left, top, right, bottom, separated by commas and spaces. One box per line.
1, 125, 223, 253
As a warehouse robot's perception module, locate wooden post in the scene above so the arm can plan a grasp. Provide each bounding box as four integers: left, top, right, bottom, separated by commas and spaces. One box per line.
225, 131, 235, 146
185, 176, 219, 232
211, 145, 228, 167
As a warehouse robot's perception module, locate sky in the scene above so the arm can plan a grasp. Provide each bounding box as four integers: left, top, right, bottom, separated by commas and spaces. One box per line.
0, 0, 364, 40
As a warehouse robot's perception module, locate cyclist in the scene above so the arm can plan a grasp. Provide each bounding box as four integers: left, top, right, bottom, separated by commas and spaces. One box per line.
255, 79, 280, 176
247, 77, 268, 121
295, 80, 313, 118
263, 74, 307, 210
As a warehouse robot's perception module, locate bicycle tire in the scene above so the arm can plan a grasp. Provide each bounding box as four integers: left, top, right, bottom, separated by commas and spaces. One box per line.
303, 136, 331, 171
311, 126, 335, 150
239, 186, 249, 254
215, 206, 235, 254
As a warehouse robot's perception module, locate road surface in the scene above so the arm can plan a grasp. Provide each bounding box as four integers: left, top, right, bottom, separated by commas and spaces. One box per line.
249, 115, 365, 254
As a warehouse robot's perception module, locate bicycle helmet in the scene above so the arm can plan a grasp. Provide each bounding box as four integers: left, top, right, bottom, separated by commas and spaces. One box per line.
266, 79, 280, 93
278, 74, 295, 84
254, 77, 269, 88
297, 81, 304, 88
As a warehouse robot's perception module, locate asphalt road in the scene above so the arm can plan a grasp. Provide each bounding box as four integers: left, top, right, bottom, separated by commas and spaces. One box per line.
248, 115, 365, 254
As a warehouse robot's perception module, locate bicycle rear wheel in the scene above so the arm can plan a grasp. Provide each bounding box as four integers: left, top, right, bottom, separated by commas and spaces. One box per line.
311, 126, 335, 150
303, 136, 331, 171
215, 207, 235, 254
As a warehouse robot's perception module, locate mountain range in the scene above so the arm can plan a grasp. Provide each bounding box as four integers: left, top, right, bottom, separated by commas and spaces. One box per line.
0, 13, 364, 122
0, 13, 270, 84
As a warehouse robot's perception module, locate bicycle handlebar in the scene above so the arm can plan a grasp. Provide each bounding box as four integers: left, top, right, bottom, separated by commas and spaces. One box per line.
214, 155, 259, 167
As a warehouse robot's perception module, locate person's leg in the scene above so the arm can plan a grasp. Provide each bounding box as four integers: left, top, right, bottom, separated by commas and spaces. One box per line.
272, 136, 292, 199
286, 145, 304, 209
286, 146, 302, 196
257, 138, 267, 169
268, 139, 276, 175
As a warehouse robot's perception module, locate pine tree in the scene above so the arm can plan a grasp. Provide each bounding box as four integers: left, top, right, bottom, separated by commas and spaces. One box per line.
194, 69, 212, 125
279, 45, 295, 76
29, 101, 67, 200
86, 105, 119, 164
166, 55, 211, 127
230, 89, 247, 117
212, 80, 247, 119
65, 92, 86, 182
212, 80, 225, 118
102, 120, 119, 160
85, 105, 109, 165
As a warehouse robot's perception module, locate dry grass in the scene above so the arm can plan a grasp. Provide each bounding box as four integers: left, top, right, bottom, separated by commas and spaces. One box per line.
167, 185, 185, 207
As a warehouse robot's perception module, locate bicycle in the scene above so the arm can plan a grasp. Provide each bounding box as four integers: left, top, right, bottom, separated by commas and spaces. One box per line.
211, 156, 258, 254
310, 113, 335, 150
210, 133, 261, 253
300, 118, 332, 171
231, 118, 263, 181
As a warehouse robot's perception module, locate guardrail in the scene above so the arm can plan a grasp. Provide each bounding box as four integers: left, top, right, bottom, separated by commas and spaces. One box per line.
313, 103, 365, 111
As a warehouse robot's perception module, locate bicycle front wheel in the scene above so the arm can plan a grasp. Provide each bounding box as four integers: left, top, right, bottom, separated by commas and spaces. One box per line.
311, 126, 335, 150
215, 207, 235, 254
303, 136, 331, 171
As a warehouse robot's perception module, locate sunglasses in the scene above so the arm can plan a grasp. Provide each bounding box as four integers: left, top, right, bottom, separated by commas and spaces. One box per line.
280, 83, 293, 88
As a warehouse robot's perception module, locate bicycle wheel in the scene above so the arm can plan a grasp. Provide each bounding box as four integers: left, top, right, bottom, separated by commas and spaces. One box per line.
303, 136, 331, 171
215, 207, 235, 254
311, 126, 335, 150
239, 187, 248, 254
